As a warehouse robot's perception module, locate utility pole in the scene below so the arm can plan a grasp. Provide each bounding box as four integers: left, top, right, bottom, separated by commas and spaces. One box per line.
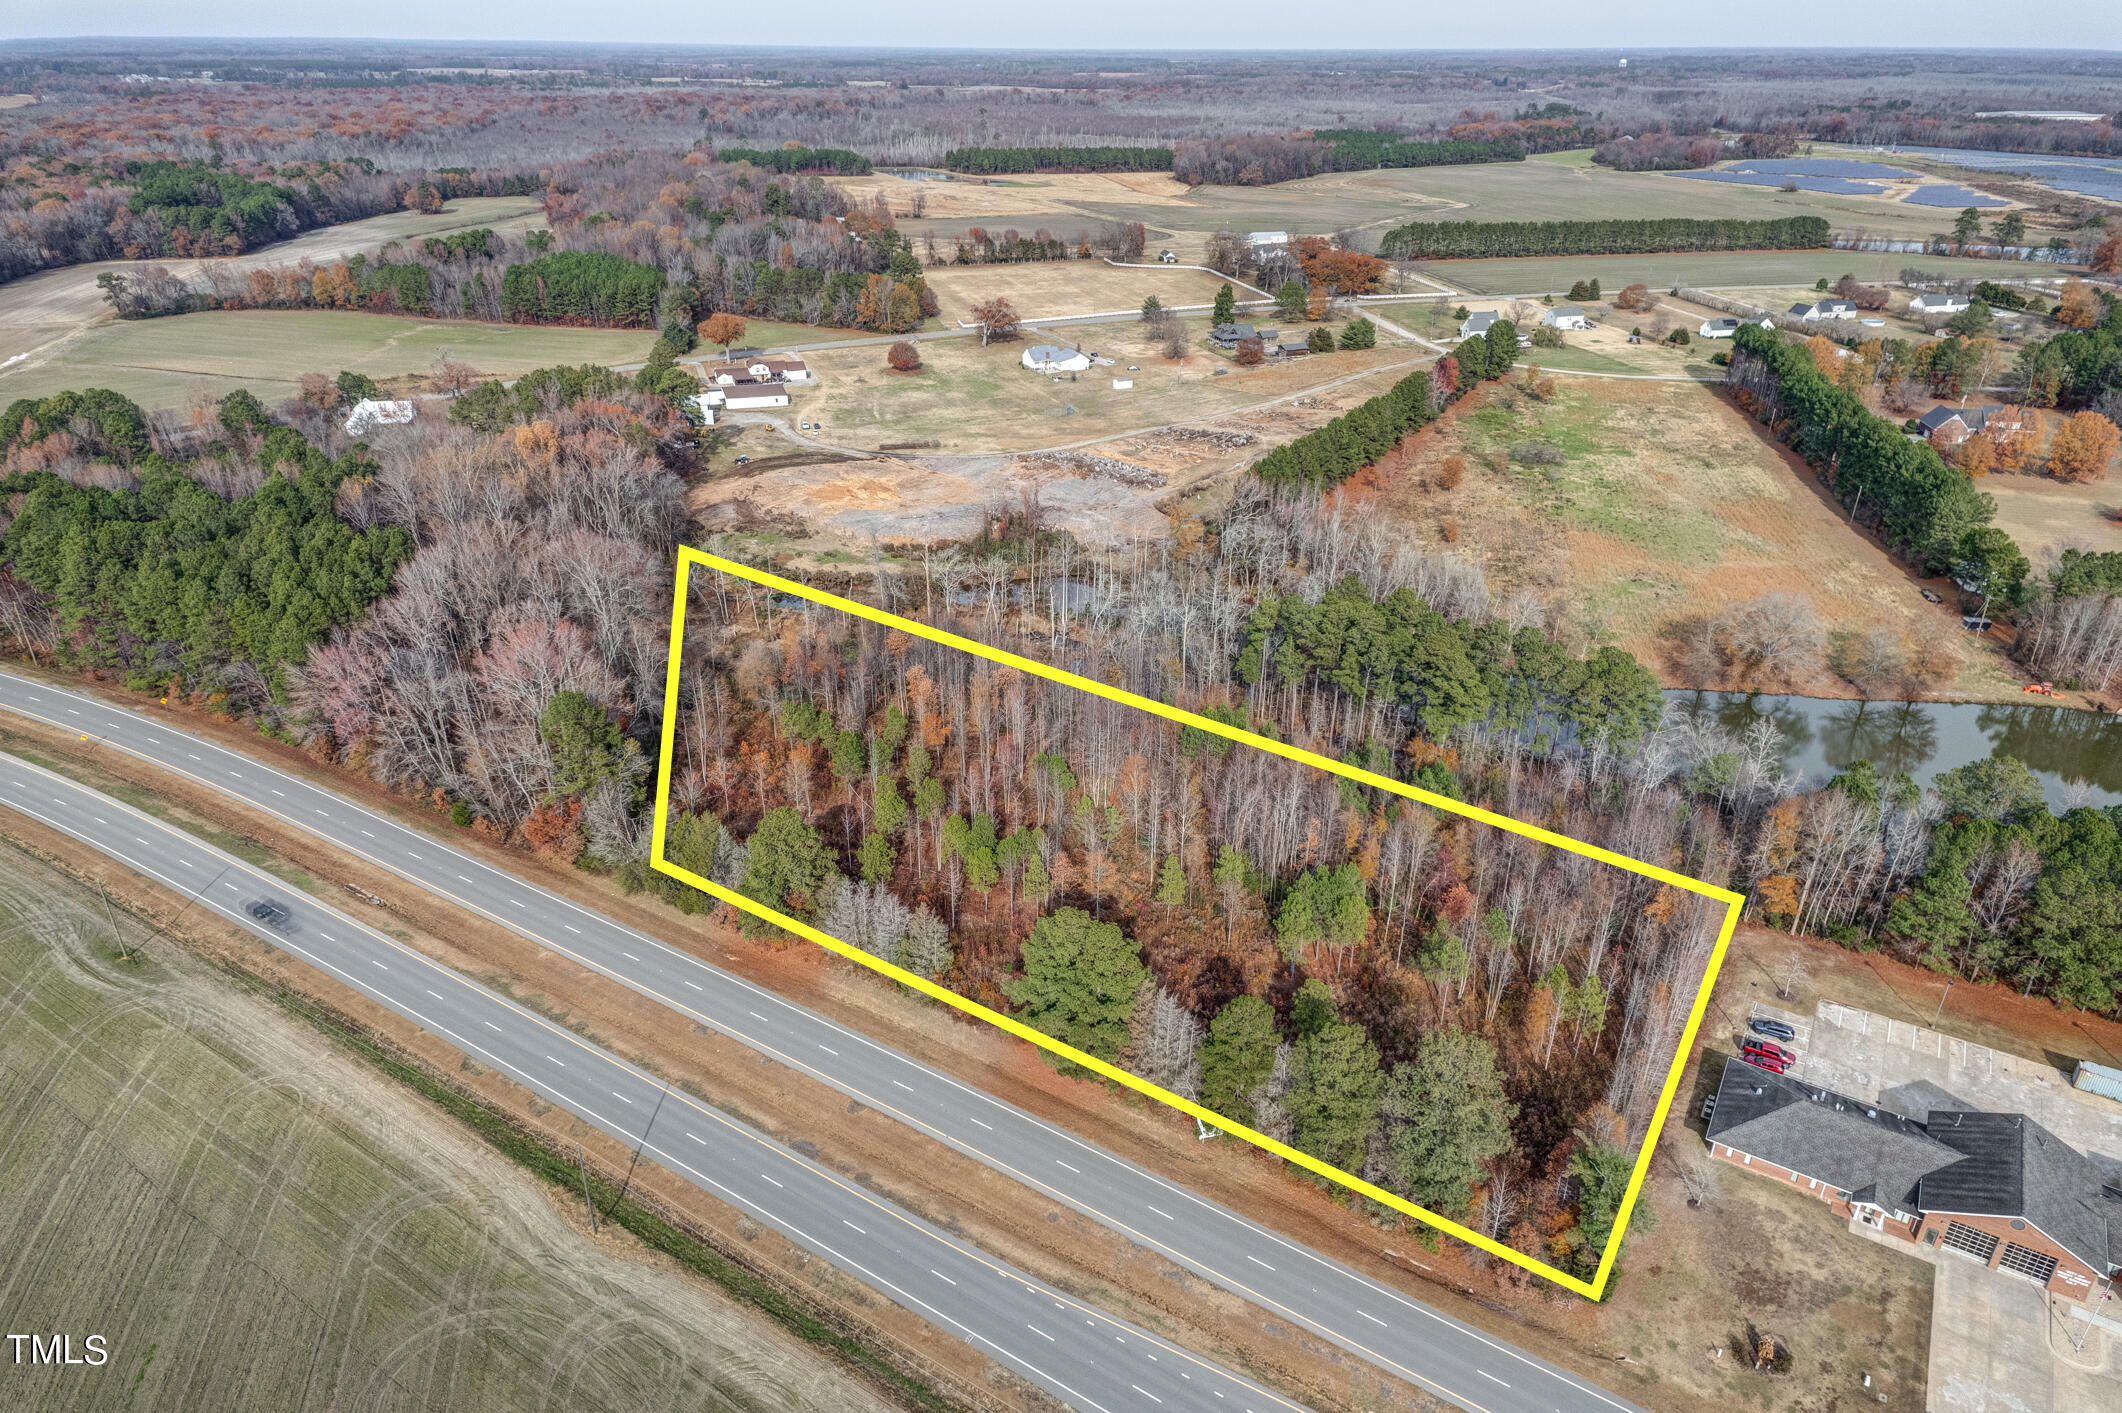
1932, 978, 1955, 1029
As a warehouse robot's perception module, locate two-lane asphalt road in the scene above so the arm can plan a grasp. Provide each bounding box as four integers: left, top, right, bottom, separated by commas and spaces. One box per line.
0, 670, 1650, 1413
0, 749, 1287, 1413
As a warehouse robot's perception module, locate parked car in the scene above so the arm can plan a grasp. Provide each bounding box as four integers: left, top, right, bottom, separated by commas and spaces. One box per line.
1748, 1017, 1796, 1041
1740, 1050, 1789, 1075
247, 897, 294, 932
1743, 1038, 1795, 1065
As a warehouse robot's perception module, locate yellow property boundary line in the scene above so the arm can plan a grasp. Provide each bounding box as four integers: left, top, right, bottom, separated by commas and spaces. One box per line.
651, 546, 1744, 1301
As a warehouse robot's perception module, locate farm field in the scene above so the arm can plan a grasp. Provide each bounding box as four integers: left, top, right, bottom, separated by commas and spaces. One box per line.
0, 847, 895, 1413
831, 168, 1194, 222
0, 195, 548, 369
1061, 151, 1981, 242
1409, 248, 2034, 297
921, 260, 1234, 323
1371, 376, 2026, 699
0, 309, 662, 410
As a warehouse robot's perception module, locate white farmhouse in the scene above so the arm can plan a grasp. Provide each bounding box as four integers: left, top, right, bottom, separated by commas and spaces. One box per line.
1543, 306, 1590, 331
1022, 344, 1093, 374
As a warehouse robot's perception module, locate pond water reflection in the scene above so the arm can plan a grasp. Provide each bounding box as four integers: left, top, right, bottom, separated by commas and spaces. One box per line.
1663, 692, 2122, 809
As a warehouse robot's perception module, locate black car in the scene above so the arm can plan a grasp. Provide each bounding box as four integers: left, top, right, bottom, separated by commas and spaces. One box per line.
247, 898, 295, 932
1748, 1017, 1796, 1042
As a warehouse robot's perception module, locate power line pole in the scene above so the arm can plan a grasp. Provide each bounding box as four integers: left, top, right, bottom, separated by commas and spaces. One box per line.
1931, 978, 1956, 1029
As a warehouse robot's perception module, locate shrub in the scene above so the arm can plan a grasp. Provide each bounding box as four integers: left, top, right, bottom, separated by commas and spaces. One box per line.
886, 341, 922, 372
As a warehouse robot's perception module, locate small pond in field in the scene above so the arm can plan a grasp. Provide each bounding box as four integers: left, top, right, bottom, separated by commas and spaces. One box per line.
1663, 691, 2122, 809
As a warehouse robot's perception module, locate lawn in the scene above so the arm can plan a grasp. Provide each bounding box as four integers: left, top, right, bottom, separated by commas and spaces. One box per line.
796, 315, 1418, 453
0, 848, 883, 1413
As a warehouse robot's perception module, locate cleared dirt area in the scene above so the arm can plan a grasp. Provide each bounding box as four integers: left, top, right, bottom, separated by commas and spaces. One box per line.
0, 196, 546, 374
697, 325, 1422, 545
0, 843, 903, 1413
922, 261, 1232, 324
1370, 376, 2030, 700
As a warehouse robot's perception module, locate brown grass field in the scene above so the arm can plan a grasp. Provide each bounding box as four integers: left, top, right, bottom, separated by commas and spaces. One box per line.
1368, 376, 2031, 700
920, 260, 1234, 323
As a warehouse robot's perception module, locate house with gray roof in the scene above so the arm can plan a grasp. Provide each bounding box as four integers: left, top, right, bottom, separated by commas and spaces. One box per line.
1704, 1057, 2122, 1299
1458, 310, 1498, 340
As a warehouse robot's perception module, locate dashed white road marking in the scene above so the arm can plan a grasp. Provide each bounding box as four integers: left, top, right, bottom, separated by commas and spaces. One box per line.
1477, 1370, 1509, 1388
546, 1055, 566, 1067
1056, 1160, 1080, 1173
1027, 1324, 1054, 1342
1357, 1310, 1387, 1327
1130, 1386, 1162, 1404
1247, 1256, 1275, 1270
1146, 1205, 1173, 1220
930, 1269, 956, 1285
762, 1173, 782, 1187
843, 1220, 865, 1234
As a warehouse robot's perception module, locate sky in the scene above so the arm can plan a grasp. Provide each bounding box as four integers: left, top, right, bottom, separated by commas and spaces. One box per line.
3, 3, 2111, 53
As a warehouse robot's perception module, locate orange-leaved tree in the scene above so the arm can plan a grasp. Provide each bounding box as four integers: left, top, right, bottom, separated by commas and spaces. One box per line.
701, 312, 747, 355
2048, 410, 2119, 483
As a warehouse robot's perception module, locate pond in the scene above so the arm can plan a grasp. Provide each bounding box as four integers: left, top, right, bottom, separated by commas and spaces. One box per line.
1663, 691, 2122, 810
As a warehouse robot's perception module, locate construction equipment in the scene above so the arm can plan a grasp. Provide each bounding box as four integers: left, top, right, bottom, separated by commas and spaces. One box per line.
2022, 681, 2056, 696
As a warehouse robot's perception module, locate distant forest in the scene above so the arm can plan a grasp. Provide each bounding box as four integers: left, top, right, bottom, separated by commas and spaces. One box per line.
4, 42, 2116, 285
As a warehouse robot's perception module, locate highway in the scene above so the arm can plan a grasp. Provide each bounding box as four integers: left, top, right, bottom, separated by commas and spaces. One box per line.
0, 669, 1650, 1413
0, 748, 1288, 1413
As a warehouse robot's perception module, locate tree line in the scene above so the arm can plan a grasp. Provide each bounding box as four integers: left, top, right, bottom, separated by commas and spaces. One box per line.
1249, 369, 1442, 491
1172, 133, 1521, 186
715, 146, 873, 175
1727, 323, 1998, 575
1380, 216, 1832, 260
940, 146, 1173, 174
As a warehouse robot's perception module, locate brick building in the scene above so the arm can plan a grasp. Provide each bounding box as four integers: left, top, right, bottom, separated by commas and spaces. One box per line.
1703, 1057, 2122, 1300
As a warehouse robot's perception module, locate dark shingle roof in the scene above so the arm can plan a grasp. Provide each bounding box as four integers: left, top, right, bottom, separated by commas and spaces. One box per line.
1705, 1059, 1958, 1212
1918, 405, 1983, 433
1921, 1111, 2121, 1274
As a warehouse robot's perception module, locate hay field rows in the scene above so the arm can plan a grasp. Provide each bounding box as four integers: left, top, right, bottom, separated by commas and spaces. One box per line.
0, 848, 898, 1413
